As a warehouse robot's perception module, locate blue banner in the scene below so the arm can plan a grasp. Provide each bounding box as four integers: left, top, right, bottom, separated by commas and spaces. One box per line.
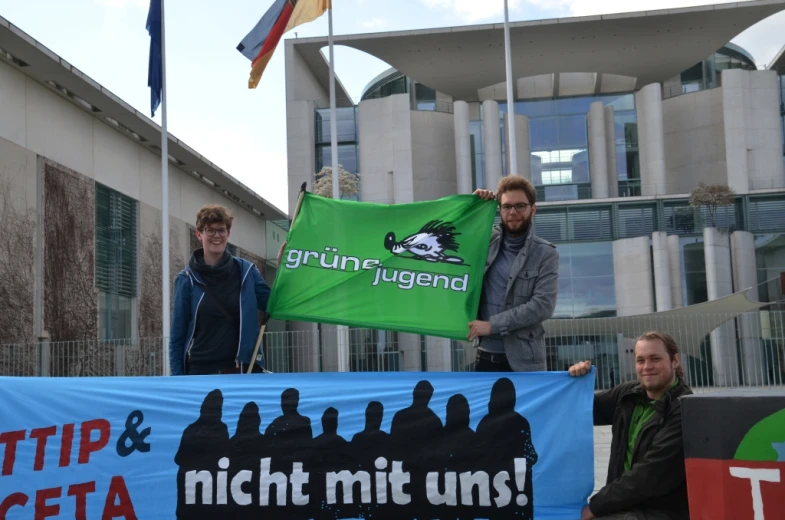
0, 371, 595, 519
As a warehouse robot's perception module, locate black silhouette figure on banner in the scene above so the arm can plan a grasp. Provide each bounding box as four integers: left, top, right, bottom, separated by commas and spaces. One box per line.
309, 407, 351, 520
174, 389, 229, 520
228, 402, 266, 520
390, 381, 444, 519
442, 394, 480, 520
476, 377, 538, 519
351, 401, 391, 519
173, 378, 538, 520
265, 388, 313, 516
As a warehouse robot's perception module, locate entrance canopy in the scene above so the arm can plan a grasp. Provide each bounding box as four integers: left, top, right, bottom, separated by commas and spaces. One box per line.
543, 285, 778, 353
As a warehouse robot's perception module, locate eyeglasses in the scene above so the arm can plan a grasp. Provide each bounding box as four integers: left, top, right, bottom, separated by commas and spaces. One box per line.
500, 203, 531, 213
202, 227, 228, 237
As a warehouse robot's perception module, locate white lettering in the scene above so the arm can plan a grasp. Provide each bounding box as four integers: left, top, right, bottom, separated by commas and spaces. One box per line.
389, 461, 411, 505
290, 462, 310, 506
493, 471, 512, 507
259, 457, 287, 506
285, 249, 302, 268
231, 470, 253, 506
363, 259, 380, 270
729, 466, 780, 520
426, 471, 457, 506
326, 470, 372, 504
185, 470, 213, 505
459, 471, 490, 506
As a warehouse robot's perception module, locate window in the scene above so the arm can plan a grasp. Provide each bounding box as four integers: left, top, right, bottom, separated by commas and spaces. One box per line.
617, 203, 657, 238
95, 184, 137, 340
501, 93, 638, 201
553, 242, 616, 318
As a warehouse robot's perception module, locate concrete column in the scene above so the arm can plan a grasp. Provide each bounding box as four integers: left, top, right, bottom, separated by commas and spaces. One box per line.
588, 101, 609, 199
634, 83, 667, 196
319, 324, 350, 372
703, 227, 737, 387
667, 235, 684, 309
453, 100, 473, 194
482, 100, 503, 190
613, 236, 653, 382
604, 105, 619, 198
398, 333, 422, 372
722, 69, 785, 192
652, 232, 672, 312
425, 337, 453, 372
731, 231, 764, 385
504, 113, 531, 180
613, 236, 655, 317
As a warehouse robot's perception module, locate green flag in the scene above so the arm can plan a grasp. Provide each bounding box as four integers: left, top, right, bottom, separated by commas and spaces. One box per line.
268, 193, 498, 340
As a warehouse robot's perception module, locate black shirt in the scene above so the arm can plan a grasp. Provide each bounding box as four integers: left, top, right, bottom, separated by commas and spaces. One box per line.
187, 250, 242, 374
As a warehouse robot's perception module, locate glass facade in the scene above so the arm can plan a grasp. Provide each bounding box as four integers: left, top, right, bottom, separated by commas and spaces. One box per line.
491, 93, 639, 202
553, 242, 616, 319
533, 194, 784, 320
95, 183, 138, 340
671, 44, 757, 98
314, 107, 360, 199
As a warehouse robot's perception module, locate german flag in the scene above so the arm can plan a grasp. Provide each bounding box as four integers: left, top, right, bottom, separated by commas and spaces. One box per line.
237, 0, 331, 89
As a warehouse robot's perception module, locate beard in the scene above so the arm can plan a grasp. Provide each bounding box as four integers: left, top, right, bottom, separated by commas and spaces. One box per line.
502, 213, 532, 237
639, 368, 675, 394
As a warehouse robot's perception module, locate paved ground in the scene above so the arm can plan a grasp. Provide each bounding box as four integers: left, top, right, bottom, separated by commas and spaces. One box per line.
593, 426, 612, 494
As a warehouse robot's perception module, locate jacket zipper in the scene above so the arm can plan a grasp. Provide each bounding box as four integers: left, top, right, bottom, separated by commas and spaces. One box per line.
184, 292, 205, 363
235, 262, 254, 367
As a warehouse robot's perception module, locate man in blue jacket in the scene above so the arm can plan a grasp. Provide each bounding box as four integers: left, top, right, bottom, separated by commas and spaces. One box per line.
169, 204, 271, 375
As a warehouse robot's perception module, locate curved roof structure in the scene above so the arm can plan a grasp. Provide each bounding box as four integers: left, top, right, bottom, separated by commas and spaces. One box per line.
291, 0, 785, 102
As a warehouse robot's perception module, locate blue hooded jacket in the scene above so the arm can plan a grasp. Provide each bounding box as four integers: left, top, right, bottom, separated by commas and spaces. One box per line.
169, 256, 271, 375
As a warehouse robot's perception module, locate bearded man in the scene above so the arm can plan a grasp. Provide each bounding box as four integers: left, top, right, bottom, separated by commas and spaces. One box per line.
470, 176, 559, 372
569, 331, 693, 520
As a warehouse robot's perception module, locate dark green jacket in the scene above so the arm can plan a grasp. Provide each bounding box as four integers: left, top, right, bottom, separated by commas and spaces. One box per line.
589, 378, 693, 519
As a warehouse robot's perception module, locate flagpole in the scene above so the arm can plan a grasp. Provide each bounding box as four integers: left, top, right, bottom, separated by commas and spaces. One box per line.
503, 0, 518, 175
327, 3, 348, 372
160, 0, 171, 376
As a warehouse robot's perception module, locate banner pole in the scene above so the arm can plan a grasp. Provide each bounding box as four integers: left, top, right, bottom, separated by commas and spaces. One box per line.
247, 183, 307, 374
503, 0, 518, 175
160, 0, 171, 376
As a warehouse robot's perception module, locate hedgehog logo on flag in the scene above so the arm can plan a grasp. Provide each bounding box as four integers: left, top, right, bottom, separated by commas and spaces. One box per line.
384, 220, 465, 264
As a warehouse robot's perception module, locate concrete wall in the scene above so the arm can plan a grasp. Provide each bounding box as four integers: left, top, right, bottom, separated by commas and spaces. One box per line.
410, 110, 457, 201
0, 60, 267, 260
722, 69, 785, 193
285, 42, 329, 216
663, 87, 727, 194
357, 94, 414, 203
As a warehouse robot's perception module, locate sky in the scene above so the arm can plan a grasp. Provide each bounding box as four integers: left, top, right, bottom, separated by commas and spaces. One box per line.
0, 0, 783, 215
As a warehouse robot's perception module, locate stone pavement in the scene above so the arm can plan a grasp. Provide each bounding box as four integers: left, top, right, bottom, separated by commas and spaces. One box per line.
593, 426, 612, 494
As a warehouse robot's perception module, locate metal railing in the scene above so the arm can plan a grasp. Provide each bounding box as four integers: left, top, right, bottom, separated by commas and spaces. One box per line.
2, 311, 784, 391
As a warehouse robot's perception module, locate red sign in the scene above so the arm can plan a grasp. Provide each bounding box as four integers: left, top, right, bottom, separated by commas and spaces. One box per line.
686, 458, 784, 520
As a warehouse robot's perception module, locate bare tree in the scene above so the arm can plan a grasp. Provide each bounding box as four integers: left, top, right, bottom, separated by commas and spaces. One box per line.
0, 170, 36, 345
689, 183, 736, 228
0, 169, 38, 376
43, 162, 98, 343
313, 164, 360, 199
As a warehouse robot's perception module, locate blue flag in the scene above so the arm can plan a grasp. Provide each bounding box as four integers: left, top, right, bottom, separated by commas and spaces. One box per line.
146, 0, 162, 117
0, 371, 595, 519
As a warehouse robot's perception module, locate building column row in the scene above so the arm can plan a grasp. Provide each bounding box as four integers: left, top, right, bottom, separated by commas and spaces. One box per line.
454, 99, 532, 194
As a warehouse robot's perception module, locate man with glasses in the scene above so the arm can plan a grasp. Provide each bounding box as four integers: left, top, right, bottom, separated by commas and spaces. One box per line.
470, 176, 559, 372
169, 204, 271, 375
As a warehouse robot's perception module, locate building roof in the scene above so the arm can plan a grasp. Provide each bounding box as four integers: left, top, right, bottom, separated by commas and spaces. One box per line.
769, 43, 785, 70
291, 0, 785, 102
0, 16, 287, 221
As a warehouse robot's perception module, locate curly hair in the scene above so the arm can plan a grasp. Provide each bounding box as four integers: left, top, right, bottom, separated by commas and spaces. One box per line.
195, 204, 234, 232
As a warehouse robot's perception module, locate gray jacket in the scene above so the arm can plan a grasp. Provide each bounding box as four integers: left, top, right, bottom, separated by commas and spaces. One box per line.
477, 224, 559, 371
